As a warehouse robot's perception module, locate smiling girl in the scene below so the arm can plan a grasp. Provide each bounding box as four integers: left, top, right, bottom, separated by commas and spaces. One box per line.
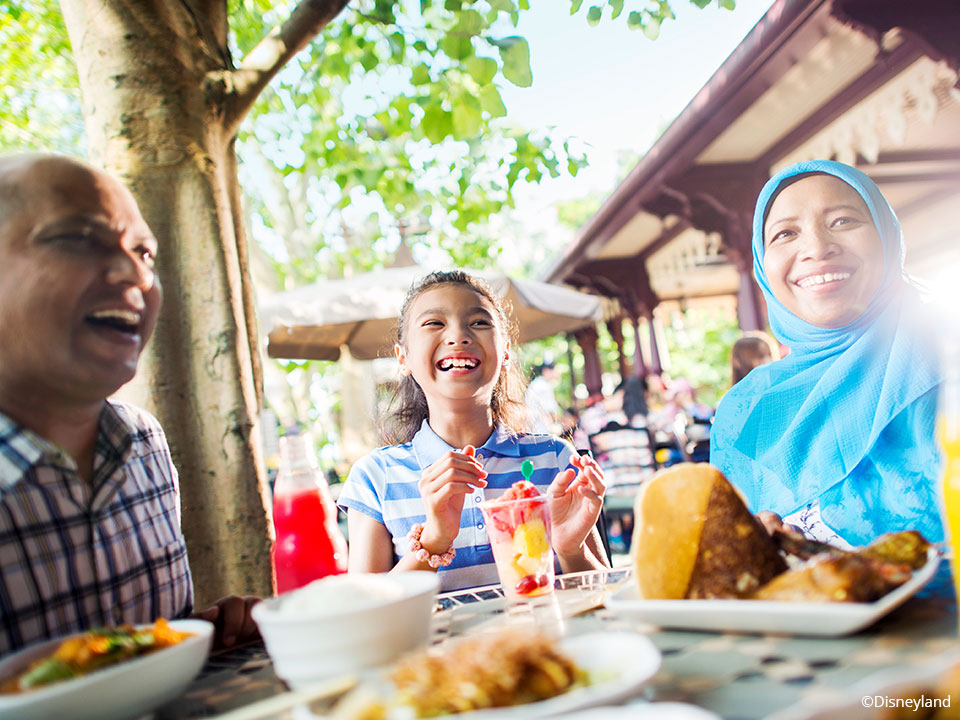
710, 160, 943, 547
338, 271, 609, 591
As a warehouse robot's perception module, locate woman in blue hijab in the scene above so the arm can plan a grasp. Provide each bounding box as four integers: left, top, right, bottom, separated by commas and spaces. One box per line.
709, 160, 943, 547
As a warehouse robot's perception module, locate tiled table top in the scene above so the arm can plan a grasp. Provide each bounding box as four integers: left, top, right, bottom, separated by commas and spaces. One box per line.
157, 566, 960, 720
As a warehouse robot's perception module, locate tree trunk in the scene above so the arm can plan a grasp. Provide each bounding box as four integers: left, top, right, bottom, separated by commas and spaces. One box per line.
60, 0, 273, 606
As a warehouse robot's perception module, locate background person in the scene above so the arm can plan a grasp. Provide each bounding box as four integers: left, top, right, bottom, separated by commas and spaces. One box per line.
339, 271, 608, 592
730, 331, 779, 386
710, 160, 943, 548
0, 154, 258, 654
525, 360, 562, 434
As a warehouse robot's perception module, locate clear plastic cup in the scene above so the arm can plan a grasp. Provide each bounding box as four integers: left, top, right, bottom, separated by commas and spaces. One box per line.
480, 494, 555, 598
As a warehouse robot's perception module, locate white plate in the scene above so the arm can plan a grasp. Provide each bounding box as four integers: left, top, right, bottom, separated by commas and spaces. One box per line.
605, 548, 941, 637
0, 619, 213, 720
558, 702, 721, 719
312, 631, 661, 719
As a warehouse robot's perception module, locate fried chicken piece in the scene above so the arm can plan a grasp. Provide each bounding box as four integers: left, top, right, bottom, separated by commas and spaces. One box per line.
861, 530, 931, 570
389, 630, 581, 717
752, 552, 912, 603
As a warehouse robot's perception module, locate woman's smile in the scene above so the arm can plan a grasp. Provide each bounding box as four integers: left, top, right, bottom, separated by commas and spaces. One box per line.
763, 174, 882, 329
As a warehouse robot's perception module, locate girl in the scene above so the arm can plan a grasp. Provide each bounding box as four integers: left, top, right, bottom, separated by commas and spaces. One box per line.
710, 160, 943, 547
338, 271, 608, 592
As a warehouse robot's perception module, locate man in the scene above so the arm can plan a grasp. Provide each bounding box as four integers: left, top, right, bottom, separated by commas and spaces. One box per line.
524, 361, 561, 434
0, 154, 257, 655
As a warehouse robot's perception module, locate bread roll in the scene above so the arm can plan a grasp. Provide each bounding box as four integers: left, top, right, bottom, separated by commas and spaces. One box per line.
632, 463, 786, 599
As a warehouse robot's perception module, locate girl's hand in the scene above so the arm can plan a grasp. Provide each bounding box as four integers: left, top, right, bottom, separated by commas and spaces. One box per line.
547, 453, 606, 558
419, 445, 487, 553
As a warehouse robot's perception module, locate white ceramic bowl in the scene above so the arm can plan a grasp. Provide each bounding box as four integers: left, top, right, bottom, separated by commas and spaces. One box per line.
0, 619, 213, 720
252, 571, 439, 689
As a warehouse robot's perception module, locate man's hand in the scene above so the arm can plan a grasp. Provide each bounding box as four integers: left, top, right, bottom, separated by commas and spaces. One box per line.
193, 595, 261, 650
756, 510, 803, 538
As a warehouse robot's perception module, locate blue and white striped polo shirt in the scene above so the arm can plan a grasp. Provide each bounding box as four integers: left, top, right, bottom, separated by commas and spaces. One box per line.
338, 420, 576, 592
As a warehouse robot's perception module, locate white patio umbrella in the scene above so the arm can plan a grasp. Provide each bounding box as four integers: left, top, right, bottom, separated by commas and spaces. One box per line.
260, 266, 604, 361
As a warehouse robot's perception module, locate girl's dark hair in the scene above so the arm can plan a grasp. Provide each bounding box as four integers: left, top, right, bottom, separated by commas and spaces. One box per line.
379, 270, 530, 444
731, 335, 775, 385
619, 376, 649, 419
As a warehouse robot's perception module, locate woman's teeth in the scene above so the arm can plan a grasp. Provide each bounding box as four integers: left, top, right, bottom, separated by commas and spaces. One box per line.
797, 272, 851, 288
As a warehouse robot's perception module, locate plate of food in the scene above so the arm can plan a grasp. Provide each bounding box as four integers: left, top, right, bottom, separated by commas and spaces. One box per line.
0, 618, 213, 720
605, 464, 941, 637
320, 629, 661, 719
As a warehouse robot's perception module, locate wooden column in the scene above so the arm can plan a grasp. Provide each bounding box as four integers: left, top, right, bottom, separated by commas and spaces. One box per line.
575, 326, 602, 398
565, 335, 578, 408
630, 314, 647, 377
606, 318, 628, 380
645, 311, 663, 375
730, 246, 765, 331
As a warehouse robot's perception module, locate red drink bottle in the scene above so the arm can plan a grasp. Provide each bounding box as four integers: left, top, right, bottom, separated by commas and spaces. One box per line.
272, 434, 348, 594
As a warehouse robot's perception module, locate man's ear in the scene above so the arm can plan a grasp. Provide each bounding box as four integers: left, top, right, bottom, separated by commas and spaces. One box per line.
395, 344, 411, 376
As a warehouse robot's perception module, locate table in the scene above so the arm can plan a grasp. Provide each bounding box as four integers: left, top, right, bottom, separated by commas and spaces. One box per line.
157, 566, 959, 720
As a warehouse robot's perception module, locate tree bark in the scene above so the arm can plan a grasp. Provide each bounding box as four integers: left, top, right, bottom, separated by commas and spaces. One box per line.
59, 0, 348, 606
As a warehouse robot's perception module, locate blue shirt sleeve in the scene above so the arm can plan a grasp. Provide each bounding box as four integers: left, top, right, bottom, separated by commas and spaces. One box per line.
338, 451, 387, 524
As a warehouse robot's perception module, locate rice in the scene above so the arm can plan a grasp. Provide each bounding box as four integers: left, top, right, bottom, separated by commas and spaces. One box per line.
279, 574, 406, 615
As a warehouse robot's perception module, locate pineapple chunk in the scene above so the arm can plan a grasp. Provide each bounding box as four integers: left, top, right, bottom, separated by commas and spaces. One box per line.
512, 519, 548, 558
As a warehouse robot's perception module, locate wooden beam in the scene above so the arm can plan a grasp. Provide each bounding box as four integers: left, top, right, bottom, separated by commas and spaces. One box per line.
758, 40, 924, 168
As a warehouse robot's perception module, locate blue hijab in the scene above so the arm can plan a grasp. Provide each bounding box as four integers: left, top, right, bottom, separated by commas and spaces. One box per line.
710, 160, 943, 545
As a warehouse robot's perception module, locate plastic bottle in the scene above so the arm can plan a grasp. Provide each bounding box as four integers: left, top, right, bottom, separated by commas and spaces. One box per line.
272, 434, 348, 594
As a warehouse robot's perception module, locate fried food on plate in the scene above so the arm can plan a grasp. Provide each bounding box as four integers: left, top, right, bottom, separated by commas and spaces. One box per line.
632, 463, 787, 599
754, 531, 925, 603
330, 629, 584, 719
0, 618, 194, 694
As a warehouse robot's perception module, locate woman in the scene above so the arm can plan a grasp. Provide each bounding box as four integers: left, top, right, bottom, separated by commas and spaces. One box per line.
709, 160, 943, 547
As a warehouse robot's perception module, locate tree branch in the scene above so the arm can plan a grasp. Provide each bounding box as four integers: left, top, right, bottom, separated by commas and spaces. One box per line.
223, 0, 350, 132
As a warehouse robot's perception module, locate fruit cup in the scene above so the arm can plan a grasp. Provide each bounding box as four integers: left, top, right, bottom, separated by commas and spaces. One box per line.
480, 481, 555, 599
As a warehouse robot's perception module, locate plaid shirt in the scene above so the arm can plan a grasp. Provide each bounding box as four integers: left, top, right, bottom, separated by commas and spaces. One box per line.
0, 401, 193, 655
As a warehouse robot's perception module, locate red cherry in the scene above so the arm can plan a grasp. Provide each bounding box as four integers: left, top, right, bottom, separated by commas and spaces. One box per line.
536, 574, 550, 588
515, 575, 538, 595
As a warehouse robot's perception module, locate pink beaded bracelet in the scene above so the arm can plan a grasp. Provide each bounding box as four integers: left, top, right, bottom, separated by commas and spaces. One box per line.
407, 523, 456, 568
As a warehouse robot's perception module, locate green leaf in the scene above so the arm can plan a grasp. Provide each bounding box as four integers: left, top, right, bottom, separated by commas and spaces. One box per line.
586, 6, 602, 25
627, 10, 643, 29
690, 0, 711, 7
454, 9, 484, 34
570, 0, 583, 12
719, 0, 736, 9
445, 0, 462, 9
642, 15, 661, 39
387, 32, 406, 58
410, 64, 431, 85
452, 97, 482, 139
479, 85, 507, 117
658, 1, 675, 19
519, 0, 529, 8
440, 34, 473, 60
609, 0, 624, 20
421, 105, 453, 144
360, 48, 378, 72
492, 36, 531, 87
465, 56, 497, 85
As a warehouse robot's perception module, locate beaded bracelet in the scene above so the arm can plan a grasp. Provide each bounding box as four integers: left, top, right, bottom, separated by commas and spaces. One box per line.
407, 523, 456, 568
